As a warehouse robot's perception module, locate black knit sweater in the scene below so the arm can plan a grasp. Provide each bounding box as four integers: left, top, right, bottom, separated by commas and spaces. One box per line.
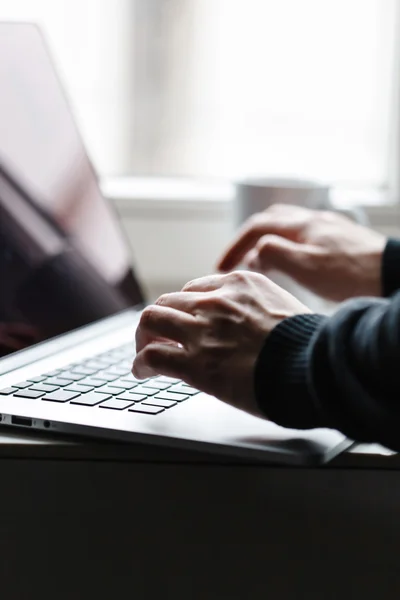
254, 238, 400, 451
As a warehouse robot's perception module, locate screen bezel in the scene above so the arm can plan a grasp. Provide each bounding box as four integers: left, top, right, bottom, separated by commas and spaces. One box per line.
0, 308, 141, 376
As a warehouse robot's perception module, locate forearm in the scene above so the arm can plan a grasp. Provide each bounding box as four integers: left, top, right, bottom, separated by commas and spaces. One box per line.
310, 295, 400, 447
255, 297, 400, 449
255, 238, 400, 450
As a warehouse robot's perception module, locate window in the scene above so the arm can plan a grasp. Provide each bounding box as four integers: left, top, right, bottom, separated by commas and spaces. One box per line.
136, 0, 399, 191
0, 0, 399, 193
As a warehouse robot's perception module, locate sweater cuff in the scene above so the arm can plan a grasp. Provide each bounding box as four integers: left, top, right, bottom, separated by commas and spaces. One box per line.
382, 238, 400, 297
254, 313, 328, 430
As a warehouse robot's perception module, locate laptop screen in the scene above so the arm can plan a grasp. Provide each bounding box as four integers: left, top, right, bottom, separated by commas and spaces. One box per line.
0, 23, 145, 358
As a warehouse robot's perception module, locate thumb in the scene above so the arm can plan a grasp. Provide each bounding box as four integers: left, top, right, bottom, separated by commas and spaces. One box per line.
243, 234, 314, 280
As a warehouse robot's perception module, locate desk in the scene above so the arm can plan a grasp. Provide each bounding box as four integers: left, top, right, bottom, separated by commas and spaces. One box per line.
0, 431, 399, 600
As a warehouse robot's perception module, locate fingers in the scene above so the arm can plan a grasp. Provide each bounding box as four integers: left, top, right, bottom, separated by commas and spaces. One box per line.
134, 275, 231, 372
135, 276, 228, 353
181, 274, 227, 293
135, 305, 198, 353
156, 291, 215, 312
133, 343, 188, 380
217, 213, 300, 272
152, 277, 228, 312
242, 234, 314, 280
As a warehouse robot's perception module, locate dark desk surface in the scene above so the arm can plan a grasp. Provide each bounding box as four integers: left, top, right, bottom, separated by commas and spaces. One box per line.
1, 428, 400, 600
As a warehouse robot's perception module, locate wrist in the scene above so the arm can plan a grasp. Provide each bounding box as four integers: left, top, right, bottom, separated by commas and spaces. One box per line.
382, 238, 400, 297
254, 313, 328, 429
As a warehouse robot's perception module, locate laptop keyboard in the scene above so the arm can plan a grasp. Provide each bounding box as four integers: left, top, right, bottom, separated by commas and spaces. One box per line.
0, 343, 200, 415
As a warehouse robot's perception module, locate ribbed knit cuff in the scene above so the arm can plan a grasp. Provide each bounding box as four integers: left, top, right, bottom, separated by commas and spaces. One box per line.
254, 313, 328, 430
382, 238, 400, 297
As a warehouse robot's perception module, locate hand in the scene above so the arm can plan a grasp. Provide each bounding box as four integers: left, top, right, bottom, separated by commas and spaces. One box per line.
217, 204, 386, 302
132, 271, 310, 418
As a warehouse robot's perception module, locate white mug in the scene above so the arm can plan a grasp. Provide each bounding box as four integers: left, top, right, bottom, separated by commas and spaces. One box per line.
233, 177, 331, 229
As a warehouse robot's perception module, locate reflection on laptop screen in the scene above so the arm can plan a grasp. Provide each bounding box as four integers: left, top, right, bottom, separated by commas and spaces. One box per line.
0, 23, 144, 357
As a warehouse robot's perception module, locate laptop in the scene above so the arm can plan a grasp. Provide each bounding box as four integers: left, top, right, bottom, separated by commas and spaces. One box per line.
0, 22, 353, 465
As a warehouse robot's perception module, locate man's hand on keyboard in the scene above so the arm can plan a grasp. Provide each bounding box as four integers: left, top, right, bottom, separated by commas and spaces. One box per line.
132, 271, 310, 417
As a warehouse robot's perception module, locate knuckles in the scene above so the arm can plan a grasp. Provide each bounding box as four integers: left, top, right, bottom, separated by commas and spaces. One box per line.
255, 236, 271, 253
197, 292, 234, 313
226, 270, 249, 285
255, 235, 281, 257
155, 293, 170, 306
182, 280, 195, 292
140, 305, 158, 328
225, 269, 263, 288
145, 270, 268, 326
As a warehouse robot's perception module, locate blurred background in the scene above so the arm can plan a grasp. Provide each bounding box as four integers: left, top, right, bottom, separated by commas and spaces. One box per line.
1, 0, 399, 298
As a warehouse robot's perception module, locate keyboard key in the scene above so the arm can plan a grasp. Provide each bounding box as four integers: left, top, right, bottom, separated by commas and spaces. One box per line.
13, 381, 32, 389
95, 385, 126, 396
60, 371, 85, 382
142, 398, 177, 409
44, 369, 63, 377
14, 389, 45, 399
43, 390, 81, 403
85, 360, 110, 370
106, 349, 123, 358
70, 366, 99, 376
92, 372, 119, 383
104, 365, 131, 376
129, 385, 158, 396
169, 384, 200, 396
111, 348, 131, 359
111, 380, 138, 391
93, 355, 118, 367
116, 392, 147, 402
154, 391, 189, 402
142, 380, 171, 391
27, 375, 47, 384
65, 383, 94, 393
108, 349, 132, 360
45, 377, 73, 387
79, 378, 106, 388
156, 376, 181, 385
128, 405, 165, 415
118, 360, 133, 370
29, 383, 60, 393
99, 399, 135, 410
120, 374, 147, 384
0, 387, 18, 395
95, 351, 112, 360
70, 392, 111, 406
